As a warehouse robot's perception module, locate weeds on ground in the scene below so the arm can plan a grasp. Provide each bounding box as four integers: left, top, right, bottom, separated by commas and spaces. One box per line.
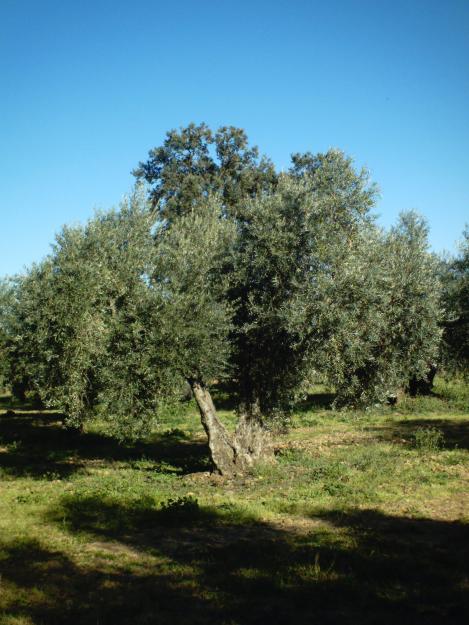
0, 379, 468, 624
413, 426, 445, 452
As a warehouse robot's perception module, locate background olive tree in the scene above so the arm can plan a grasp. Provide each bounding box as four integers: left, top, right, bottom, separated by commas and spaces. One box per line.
441, 228, 469, 377
315, 212, 442, 406
2, 188, 154, 430
0, 278, 16, 393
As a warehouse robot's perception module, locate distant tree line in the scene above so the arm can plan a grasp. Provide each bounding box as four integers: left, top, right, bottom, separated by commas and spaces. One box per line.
0, 124, 467, 474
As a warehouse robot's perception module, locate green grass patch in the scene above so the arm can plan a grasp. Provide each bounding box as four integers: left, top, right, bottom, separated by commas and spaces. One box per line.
0, 378, 468, 624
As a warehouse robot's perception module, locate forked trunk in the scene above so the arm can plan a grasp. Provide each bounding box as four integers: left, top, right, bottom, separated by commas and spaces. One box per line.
189, 379, 270, 476
189, 379, 237, 475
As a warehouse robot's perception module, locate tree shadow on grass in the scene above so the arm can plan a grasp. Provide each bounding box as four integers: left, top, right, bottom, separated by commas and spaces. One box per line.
0, 389, 47, 408
315, 508, 469, 619
0, 538, 219, 625
4, 495, 461, 624
367, 417, 469, 451
0, 410, 210, 479
295, 392, 336, 413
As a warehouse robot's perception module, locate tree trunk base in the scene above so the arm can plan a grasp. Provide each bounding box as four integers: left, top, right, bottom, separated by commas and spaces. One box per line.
232, 415, 271, 473
189, 379, 271, 476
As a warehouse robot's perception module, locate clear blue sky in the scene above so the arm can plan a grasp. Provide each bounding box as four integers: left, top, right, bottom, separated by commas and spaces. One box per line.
1, 0, 468, 275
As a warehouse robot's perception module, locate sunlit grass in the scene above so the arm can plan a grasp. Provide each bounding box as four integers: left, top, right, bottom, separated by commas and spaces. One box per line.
0, 378, 468, 624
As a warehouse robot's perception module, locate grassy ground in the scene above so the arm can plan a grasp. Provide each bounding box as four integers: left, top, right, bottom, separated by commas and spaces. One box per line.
0, 379, 468, 624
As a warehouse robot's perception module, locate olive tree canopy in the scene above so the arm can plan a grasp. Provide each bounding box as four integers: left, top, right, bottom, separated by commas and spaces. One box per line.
1, 125, 444, 475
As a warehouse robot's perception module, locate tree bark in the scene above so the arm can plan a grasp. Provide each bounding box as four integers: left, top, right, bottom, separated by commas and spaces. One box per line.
189, 378, 237, 474
189, 379, 270, 476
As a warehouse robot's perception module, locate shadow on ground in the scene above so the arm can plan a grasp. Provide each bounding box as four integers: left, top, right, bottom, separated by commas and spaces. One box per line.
295, 392, 336, 413
368, 417, 469, 451
0, 409, 210, 479
1, 498, 467, 625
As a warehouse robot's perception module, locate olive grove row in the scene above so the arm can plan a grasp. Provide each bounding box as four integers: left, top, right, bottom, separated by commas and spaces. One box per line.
0, 124, 467, 474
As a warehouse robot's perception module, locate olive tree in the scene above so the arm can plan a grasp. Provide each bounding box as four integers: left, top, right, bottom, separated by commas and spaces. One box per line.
0, 278, 16, 392
441, 228, 469, 376
135, 128, 443, 422
103, 192, 270, 473
7, 187, 154, 429
228, 162, 376, 420
3, 126, 445, 476
1, 270, 53, 403
134, 130, 380, 420
314, 212, 442, 406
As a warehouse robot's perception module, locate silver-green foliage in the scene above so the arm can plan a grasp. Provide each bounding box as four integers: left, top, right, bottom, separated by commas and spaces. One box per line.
8, 187, 155, 428
319, 212, 442, 406
0, 278, 16, 390
99, 195, 235, 440
230, 171, 441, 411
230, 149, 379, 417
1, 133, 444, 441
442, 228, 469, 375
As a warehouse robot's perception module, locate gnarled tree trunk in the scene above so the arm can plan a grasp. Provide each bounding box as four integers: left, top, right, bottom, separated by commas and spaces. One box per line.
189, 379, 237, 475
189, 379, 270, 476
